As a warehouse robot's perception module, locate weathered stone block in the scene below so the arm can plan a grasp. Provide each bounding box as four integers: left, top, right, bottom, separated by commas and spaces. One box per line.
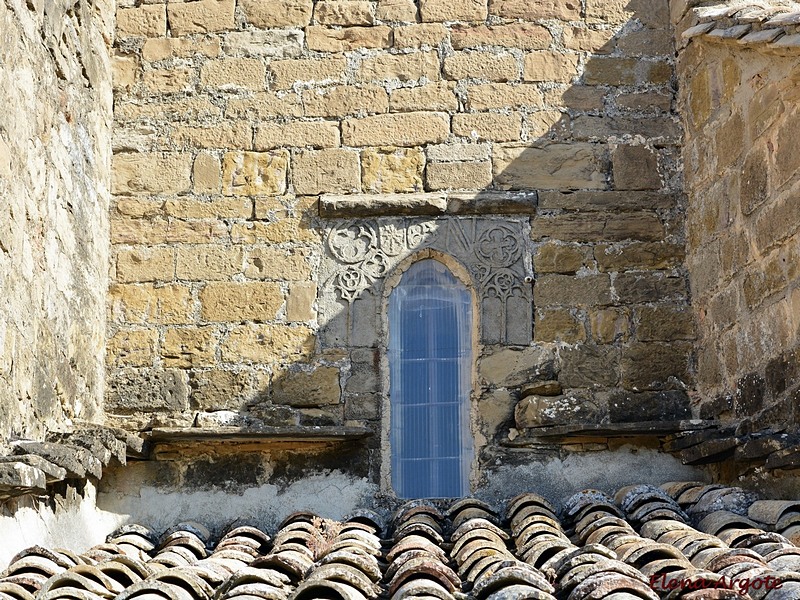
590, 308, 630, 343
117, 5, 166, 38
112, 153, 192, 195
613, 145, 661, 190
444, 52, 518, 82
270, 58, 347, 89
614, 273, 687, 303
304, 85, 389, 117
427, 143, 491, 163
390, 83, 458, 113
201, 59, 266, 91
345, 348, 379, 394
112, 54, 138, 90
544, 86, 606, 112
526, 110, 569, 138
377, 0, 417, 21
636, 307, 695, 342
314, 1, 374, 24
109, 284, 194, 326
142, 38, 221, 62
479, 346, 556, 388
493, 143, 606, 190
200, 282, 284, 322
189, 369, 253, 411
524, 52, 579, 83
107, 368, 190, 413
357, 52, 440, 83
515, 393, 602, 428
227, 92, 304, 119
534, 274, 612, 307
616, 91, 672, 113
394, 23, 448, 48
273, 366, 341, 407
306, 25, 392, 52
426, 161, 492, 191
287, 282, 318, 321
116, 247, 175, 283
563, 26, 616, 53
620, 342, 693, 390
111, 217, 229, 245
452, 112, 521, 142
560, 345, 619, 388
176, 246, 243, 281
533, 243, 584, 274
420, 0, 487, 22
467, 84, 543, 109
584, 57, 638, 86
240, 0, 313, 26
163, 327, 218, 368
532, 213, 664, 242
617, 28, 673, 56
107, 328, 157, 368
594, 242, 684, 271
245, 247, 311, 281
521, 380, 562, 397
489, 0, 580, 20
292, 148, 361, 194
574, 115, 680, 142
477, 389, 515, 437
601, 389, 691, 422
222, 30, 304, 58
221, 151, 288, 196
167, 0, 235, 35
740, 144, 769, 216
342, 112, 450, 147
361, 147, 425, 193
164, 198, 252, 219
220, 324, 314, 363
534, 308, 586, 343
452, 23, 552, 50
171, 122, 252, 150
255, 121, 340, 150
193, 153, 221, 194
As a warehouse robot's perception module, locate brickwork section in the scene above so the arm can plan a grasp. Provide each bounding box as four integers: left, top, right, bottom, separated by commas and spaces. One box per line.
109, 0, 689, 444
0, 1, 112, 446
678, 28, 800, 429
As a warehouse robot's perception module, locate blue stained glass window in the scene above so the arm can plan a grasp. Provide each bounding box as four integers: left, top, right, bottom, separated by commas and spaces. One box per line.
388, 259, 473, 498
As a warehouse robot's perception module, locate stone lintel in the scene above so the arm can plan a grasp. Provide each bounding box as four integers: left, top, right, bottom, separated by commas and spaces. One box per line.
319, 191, 538, 218
147, 425, 372, 447
505, 419, 718, 446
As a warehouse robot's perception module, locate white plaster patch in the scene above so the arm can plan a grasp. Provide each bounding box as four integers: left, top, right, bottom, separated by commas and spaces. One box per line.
98, 473, 380, 537
477, 447, 706, 509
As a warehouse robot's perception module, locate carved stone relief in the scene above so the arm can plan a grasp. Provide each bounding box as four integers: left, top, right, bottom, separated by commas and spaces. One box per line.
318, 217, 533, 347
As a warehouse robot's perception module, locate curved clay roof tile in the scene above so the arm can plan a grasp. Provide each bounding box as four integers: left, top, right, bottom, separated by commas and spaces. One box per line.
316, 550, 382, 583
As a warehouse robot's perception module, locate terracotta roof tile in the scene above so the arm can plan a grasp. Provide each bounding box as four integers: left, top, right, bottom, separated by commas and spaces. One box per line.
8, 484, 800, 599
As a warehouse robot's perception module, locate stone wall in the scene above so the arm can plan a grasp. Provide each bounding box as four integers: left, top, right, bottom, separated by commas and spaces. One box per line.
0, 0, 113, 445
109, 0, 691, 486
677, 8, 800, 431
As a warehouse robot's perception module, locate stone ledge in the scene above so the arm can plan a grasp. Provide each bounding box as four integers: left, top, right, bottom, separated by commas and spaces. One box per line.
682, 3, 800, 53
505, 420, 718, 446
319, 191, 538, 218
146, 425, 372, 446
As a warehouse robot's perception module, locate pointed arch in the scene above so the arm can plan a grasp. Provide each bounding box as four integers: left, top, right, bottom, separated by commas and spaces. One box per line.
387, 258, 474, 498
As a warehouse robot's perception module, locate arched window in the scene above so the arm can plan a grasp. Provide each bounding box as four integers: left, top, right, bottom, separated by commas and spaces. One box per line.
388, 259, 473, 498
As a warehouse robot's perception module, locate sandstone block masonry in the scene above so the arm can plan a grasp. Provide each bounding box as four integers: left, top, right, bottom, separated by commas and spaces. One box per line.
109, 0, 690, 475
677, 6, 800, 432
0, 0, 113, 447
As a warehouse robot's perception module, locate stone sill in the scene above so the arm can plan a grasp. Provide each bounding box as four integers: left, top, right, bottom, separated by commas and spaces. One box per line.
504, 419, 719, 446
319, 191, 537, 218
145, 426, 372, 447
